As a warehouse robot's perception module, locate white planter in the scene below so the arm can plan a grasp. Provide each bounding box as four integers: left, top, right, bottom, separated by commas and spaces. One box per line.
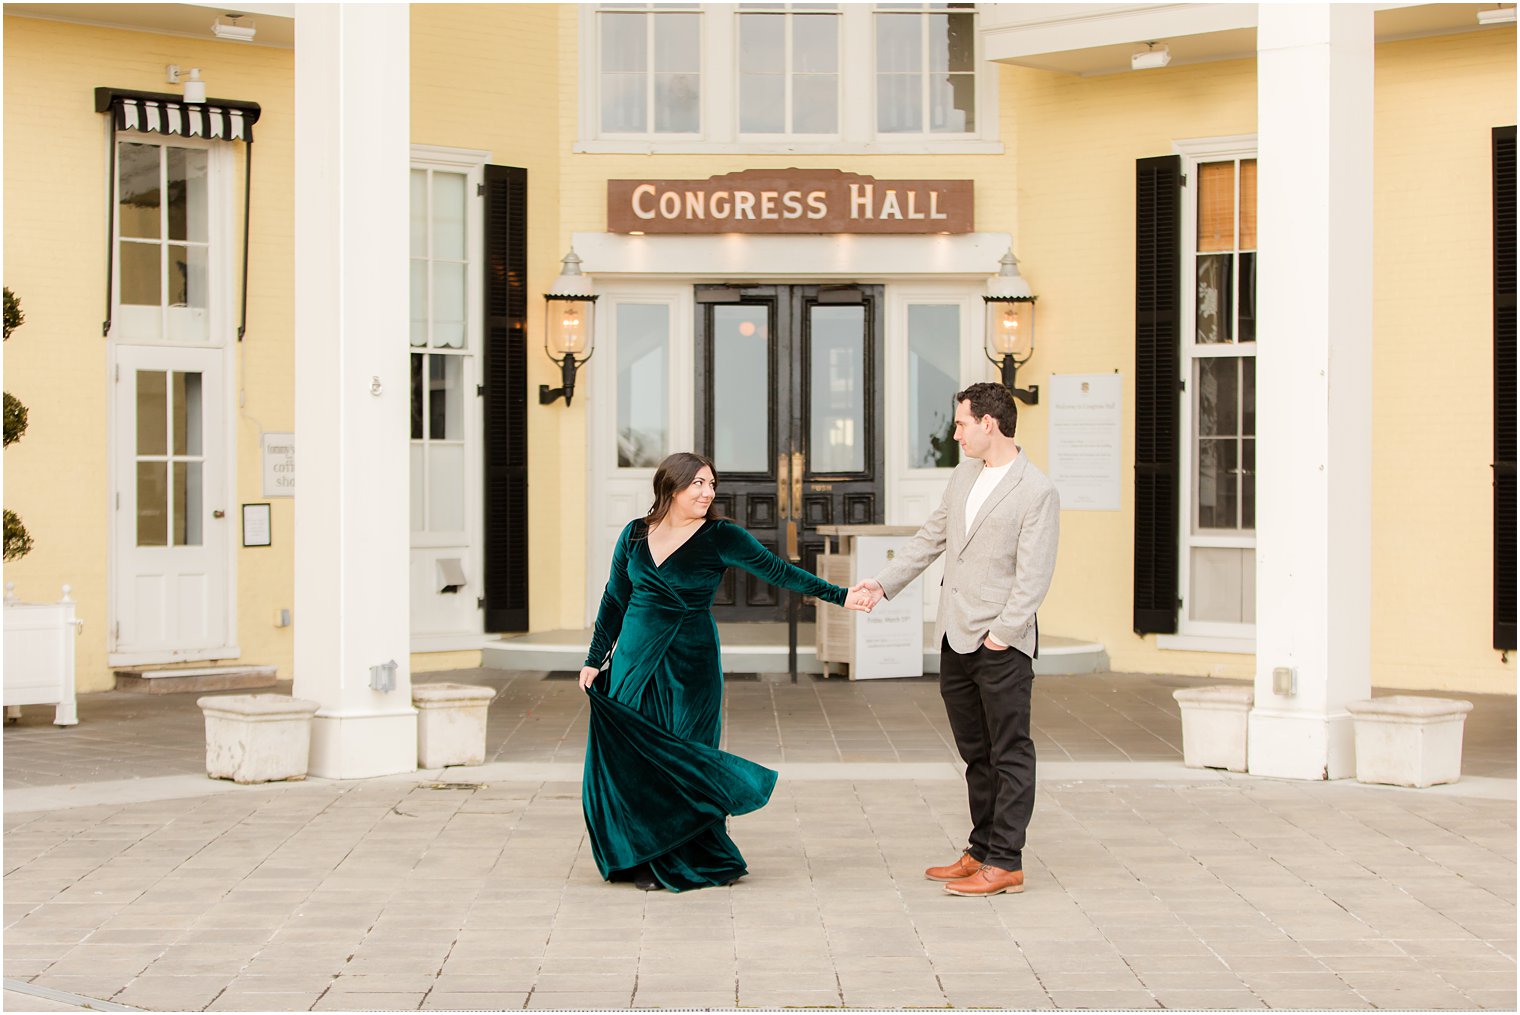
198, 694, 321, 783
1346, 696, 1473, 788
414, 682, 497, 769
1172, 685, 1254, 772
3, 583, 82, 726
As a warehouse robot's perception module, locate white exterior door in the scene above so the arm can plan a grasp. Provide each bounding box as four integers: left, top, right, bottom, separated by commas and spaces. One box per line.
112, 344, 231, 659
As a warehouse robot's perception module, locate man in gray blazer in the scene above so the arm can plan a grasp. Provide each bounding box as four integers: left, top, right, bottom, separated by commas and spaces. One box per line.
852, 382, 1060, 897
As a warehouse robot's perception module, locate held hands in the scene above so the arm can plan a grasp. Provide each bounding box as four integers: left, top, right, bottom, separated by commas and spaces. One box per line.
578, 665, 600, 691
845, 578, 885, 613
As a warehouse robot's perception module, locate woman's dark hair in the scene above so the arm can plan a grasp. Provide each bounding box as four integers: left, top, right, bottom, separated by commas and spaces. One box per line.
645, 451, 719, 529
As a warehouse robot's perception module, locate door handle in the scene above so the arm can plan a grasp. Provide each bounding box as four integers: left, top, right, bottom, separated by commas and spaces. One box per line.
786, 519, 800, 561
791, 451, 804, 516
212, 510, 225, 519
776, 454, 790, 517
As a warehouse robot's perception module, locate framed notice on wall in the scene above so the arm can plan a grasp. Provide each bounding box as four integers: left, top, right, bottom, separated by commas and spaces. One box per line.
242, 503, 272, 548
1048, 373, 1123, 511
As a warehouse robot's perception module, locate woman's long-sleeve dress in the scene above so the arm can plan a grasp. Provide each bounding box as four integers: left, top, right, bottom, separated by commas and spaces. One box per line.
582, 517, 847, 892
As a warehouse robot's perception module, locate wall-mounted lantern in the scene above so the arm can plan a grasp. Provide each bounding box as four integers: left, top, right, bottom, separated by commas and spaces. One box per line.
983, 249, 1039, 406
540, 249, 597, 406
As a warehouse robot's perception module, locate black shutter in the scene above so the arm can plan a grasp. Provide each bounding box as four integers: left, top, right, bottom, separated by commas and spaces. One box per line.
1493, 127, 1516, 651
483, 164, 530, 632
1134, 155, 1183, 635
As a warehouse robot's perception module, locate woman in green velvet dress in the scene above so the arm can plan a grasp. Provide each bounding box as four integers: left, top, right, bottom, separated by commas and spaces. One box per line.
578, 451, 866, 892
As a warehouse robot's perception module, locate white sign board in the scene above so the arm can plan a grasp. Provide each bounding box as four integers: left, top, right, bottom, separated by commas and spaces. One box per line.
261, 432, 295, 498
852, 535, 924, 679
1048, 374, 1123, 511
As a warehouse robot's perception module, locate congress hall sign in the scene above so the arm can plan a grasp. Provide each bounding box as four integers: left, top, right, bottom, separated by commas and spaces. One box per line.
607, 169, 974, 235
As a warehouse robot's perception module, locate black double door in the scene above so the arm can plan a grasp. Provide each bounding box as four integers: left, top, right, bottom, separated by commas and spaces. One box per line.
695, 284, 885, 622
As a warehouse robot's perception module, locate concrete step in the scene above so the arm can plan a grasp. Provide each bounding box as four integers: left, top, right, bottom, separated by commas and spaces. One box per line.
114, 664, 279, 695
482, 623, 1107, 678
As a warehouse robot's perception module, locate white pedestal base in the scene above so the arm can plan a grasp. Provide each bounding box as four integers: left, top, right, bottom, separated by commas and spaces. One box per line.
199, 694, 321, 784
1173, 686, 1253, 772
1247, 708, 1357, 780
1347, 696, 1472, 788
308, 709, 418, 780
414, 683, 496, 769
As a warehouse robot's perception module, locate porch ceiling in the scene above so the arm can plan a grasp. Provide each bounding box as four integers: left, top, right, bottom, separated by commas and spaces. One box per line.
3, 2, 294, 48
981, 3, 1513, 77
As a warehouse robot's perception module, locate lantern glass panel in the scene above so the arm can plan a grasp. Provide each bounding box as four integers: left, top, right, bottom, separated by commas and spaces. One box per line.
985, 300, 1034, 359
547, 297, 594, 358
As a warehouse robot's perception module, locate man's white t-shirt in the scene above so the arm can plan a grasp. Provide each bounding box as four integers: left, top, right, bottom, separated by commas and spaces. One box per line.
965, 457, 1015, 528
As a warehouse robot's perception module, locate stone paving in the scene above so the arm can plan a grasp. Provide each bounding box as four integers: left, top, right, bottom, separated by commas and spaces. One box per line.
2, 670, 1515, 1012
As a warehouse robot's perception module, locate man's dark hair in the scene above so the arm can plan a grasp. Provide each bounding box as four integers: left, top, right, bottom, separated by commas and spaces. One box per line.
955, 381, 1018, 438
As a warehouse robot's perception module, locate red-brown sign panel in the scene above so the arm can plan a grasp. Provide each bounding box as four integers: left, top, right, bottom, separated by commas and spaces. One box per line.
607, 169, 974, 235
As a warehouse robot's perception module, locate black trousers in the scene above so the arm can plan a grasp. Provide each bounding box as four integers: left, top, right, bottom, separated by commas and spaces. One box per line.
939, 635, 1035, 872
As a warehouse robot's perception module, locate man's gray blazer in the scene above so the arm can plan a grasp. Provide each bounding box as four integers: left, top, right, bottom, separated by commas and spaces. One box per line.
874, 453, 1060, 658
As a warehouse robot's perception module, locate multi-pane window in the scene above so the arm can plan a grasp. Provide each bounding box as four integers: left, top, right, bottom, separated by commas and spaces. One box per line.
875, 3, 976, 135
616, 303, 671, 467
599, 3, 702, 134
115, 140, 210, 342
738, 4, 840, 135
410, 168, 470, 535
134, 370, 203, 547
1187, 157, 1258, 627
585, 4, 987, 147
907, 304, 960, 468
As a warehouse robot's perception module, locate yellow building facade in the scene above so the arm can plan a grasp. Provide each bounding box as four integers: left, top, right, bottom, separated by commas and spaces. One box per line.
3, 4, 1513, 705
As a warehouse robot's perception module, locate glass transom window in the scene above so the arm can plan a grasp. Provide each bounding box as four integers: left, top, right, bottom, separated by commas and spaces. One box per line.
582, 3, 992, 151
599, 4, 702, 135
115, 140, 211, 342
874, 3, 976, 135
738, 4, 840, 136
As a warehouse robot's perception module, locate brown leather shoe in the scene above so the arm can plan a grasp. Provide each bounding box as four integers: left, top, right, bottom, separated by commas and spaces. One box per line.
924, 851, 983, 882
943, 864, 1024, 897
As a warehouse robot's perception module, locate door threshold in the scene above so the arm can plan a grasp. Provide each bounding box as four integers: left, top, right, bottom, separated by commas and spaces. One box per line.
114, 663, 278, 695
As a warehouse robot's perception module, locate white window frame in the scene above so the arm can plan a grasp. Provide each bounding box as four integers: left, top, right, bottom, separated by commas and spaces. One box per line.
585, 282, 696, 623
577, 2, 1001, 154
869, 3, 980, 139
593, 3, 706, 142
1160, 134, 1258, 655
110, 134, 227, 347
885, 282, 988, 621
733, 5, 843, 142
409, 144, 489, 652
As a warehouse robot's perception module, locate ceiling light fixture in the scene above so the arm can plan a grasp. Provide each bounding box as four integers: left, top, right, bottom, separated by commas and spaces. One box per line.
212, 14, 257, 42
1477, 5, 1516, 24
1131, 41, 1171, 71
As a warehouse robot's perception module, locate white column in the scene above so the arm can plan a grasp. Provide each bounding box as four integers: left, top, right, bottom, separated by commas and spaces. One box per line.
293, 4, 415, 779
1249, 4, 1374, 780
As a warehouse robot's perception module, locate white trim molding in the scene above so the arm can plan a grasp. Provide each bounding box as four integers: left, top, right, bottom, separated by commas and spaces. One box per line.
571, 232, 1013, 280
1156, 633, 1255, 656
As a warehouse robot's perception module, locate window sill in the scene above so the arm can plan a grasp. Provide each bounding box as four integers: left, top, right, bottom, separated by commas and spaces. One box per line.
1155, 633, 1255, 655
574, 139, 1005, 157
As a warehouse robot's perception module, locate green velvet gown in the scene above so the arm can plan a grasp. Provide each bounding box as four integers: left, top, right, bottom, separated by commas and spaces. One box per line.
582, 517, 847, 892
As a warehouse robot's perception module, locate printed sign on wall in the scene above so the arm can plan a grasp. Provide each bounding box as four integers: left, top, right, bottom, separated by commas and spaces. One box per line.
852, 535, 925, 679
608, 169, 974, 235
1048, 374, 1123, 511
261, 432, 295, 498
